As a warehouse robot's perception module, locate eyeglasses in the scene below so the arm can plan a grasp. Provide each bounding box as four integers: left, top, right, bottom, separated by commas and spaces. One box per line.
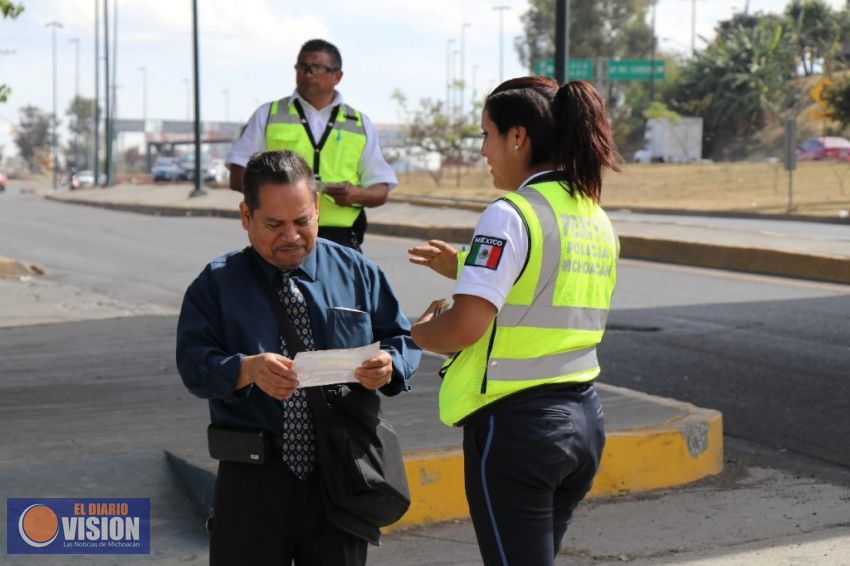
294, 62, 339, 75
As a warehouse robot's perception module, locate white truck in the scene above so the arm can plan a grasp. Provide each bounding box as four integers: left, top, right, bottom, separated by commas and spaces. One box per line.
633, 117, 703, 163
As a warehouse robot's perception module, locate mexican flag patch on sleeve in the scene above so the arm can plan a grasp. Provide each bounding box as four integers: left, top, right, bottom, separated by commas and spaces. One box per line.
465, 235, 507, 270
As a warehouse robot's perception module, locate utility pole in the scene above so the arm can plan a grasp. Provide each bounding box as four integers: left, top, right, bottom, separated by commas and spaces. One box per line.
189, 0, 206, 198
555, 0, 570, 83
690, 0, 696, 54
45, 21, 63, 189
94, 0, 100, 185
493, 6, 509, 83
683, 0, 705, 55
69, 37, 80, 170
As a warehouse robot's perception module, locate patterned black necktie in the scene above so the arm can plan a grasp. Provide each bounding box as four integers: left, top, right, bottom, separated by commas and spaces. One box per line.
277, 271, 316, 480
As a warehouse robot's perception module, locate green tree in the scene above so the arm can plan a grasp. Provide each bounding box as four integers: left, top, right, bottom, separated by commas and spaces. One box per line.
513, 0, 657, 155
14, 105, 53, 170
0, 1, 25, 104
514, 0, 654, 69
391, 90, 480, 186
63, 95, 98, 169
785, 0, 840, 75
665, 13, 798, 159
823, 76, 850, 128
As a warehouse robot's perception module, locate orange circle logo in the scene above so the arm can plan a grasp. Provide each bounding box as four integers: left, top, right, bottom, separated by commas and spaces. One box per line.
19, 504, 59, 547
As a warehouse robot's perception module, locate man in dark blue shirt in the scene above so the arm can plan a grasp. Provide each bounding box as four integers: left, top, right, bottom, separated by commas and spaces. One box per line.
176, 150, 420, 566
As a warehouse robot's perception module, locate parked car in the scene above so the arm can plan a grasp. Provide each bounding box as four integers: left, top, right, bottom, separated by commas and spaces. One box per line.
152, 157, 181, 182
76, 170, 96, 188
177, 154, 216, 182
796, 136, 850, 161
210, 158, 230, 185
0, 170, 7, 192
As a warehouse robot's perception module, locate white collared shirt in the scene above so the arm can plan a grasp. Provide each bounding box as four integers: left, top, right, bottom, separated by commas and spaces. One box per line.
225, 89, 398, 189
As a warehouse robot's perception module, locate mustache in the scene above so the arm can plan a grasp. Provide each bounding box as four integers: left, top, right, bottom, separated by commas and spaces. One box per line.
274, 243, 305, 252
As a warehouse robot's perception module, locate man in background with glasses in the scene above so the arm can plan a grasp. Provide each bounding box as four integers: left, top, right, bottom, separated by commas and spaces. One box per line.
226, 39, 397, 252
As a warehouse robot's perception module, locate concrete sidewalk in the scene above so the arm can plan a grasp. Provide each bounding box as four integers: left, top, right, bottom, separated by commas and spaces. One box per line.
47, 183, 850, 285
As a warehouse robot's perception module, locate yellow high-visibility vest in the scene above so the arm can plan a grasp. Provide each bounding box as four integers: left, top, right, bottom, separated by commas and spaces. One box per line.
265, 97, 367, 228
439, 177, 618, 426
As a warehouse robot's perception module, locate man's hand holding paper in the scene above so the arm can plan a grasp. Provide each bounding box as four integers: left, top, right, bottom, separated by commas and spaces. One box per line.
293, 342, 392, 389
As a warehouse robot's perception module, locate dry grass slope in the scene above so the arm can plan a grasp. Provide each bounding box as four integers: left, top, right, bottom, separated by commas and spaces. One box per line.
393, 161, 850, 217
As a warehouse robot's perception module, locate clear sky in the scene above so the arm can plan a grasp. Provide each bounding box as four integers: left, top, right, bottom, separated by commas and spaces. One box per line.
0, 0, 844, 157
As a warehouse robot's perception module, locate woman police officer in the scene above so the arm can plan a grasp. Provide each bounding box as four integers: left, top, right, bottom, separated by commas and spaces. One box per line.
409, 77, 620, 566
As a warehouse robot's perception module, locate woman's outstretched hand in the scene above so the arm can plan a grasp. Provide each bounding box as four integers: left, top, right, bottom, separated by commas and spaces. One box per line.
408, 240, 459, 280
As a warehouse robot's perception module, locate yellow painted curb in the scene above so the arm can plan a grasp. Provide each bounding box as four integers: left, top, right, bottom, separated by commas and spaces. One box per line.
591, 410, 723, 495
387, 397, 723, 531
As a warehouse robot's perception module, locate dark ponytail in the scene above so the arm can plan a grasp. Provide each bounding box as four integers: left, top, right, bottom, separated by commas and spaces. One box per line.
552, 80, 620, 202
485, 77, 620, 203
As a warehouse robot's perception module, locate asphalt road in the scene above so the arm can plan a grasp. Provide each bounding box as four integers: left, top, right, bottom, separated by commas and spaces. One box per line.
2, 191, 850, 563
1, 193, 848, 469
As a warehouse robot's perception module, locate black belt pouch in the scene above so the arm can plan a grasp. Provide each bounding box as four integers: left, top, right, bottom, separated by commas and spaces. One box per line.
207, 424, 268, 465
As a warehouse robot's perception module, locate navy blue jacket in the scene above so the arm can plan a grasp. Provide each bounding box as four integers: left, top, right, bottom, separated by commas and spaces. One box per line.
176, 239, 420, 430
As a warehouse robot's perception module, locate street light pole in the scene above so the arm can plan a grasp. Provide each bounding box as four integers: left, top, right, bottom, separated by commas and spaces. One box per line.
460, 22, 470, 120
138, 66, 147, 125
138, 65, 148, 174
472, 63, 480, 115
45, 21, 63, 189
94, 0, 100, 185
445, 39, 455, 118
103, 0, 112, 186
189, 0, 206, 198
493, 6, 509, 83
555, 0, 570, 83
69, 37, 80, 170
182, 78, 190, 121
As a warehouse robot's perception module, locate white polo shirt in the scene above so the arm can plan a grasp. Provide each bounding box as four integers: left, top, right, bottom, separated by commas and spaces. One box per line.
225, 89, 398, 189
454, 172, 561, 311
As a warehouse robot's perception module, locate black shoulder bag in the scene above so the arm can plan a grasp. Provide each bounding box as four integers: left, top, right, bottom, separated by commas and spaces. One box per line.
244, 248, 410, 543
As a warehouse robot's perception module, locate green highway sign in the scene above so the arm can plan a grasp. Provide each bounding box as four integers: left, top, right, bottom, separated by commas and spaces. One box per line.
606, 59, 665, 81
533, 58, 594, 80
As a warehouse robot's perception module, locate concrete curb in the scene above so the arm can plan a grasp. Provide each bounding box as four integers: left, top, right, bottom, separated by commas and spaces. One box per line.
44, 194, 849, 285
368, 222, 850, 286
164, 384, 723, 532
389, 194, 850, 225
44, 194, 240, 219
390, 383, 723, 531
618, 236, 850, 285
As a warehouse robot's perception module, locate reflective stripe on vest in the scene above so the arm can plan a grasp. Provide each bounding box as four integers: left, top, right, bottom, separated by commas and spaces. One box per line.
265, 97, 367, 227
487, 345, 598, 381
495, 180, 610, 330
438, 179, 618, 426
